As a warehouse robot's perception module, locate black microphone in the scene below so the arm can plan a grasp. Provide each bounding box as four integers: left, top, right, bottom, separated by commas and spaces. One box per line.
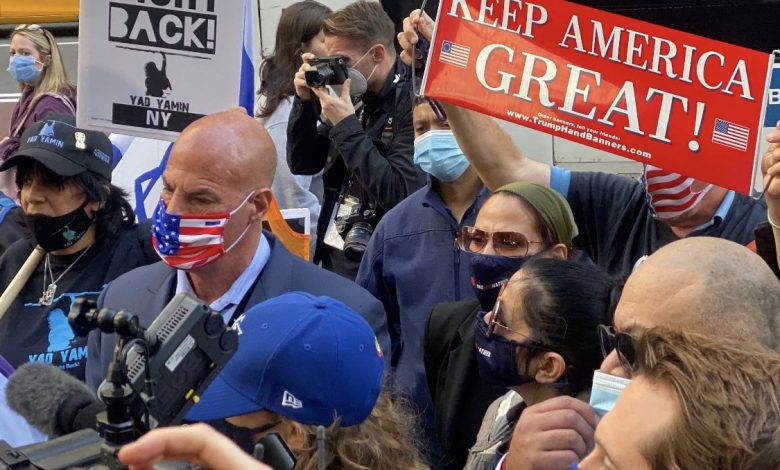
5, 362, 105, 437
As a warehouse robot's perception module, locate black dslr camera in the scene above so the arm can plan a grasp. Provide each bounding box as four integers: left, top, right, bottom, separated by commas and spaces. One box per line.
305, 56, 348, 87
335, 196, 376, 262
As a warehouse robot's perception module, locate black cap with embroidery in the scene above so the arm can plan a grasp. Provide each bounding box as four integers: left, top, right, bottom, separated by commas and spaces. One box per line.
0, 118, 113, 182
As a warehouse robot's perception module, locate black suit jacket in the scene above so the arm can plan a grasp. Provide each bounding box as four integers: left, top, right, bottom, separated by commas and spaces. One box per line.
425, 299, 506, 469
86, 232, 389, 391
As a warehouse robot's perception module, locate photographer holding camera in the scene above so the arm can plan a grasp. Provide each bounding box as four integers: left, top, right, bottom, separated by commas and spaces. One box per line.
288, 0, 425, 280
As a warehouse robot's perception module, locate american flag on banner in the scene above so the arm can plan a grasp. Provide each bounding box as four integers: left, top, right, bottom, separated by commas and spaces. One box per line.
711, 118, 749, 151
439, 40, 470, 68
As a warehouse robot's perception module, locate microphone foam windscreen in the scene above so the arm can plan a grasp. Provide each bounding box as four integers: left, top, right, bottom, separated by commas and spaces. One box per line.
6, 362, 96, 436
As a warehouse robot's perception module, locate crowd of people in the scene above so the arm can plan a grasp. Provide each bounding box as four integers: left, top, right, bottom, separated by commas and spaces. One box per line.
0, 1, 779, 469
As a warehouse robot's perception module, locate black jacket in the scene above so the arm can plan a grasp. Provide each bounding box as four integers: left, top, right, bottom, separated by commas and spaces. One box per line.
755, 222, 779, 279
287, 57, 425, 279
425, 299, 506, 469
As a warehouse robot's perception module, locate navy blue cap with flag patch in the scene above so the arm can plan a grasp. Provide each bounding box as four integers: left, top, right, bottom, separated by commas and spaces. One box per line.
0, 118, 113, 181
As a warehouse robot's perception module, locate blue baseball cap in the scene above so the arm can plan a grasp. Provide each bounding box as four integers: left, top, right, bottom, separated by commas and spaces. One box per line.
186, 292, 384, 426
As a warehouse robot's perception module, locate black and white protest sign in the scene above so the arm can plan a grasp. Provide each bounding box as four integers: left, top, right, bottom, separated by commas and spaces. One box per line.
77, 0, 244, 140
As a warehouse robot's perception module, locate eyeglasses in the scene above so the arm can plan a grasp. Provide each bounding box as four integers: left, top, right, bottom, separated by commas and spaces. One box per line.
597, 324, 637, 373
457, 226, 545, 258
485, 283, 528, 338
481, 291, 568, 361
14, 24, 42, 32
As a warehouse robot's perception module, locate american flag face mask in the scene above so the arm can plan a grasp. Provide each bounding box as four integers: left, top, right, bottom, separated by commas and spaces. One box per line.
151, 191, 255, 270
642, 165, 713, 220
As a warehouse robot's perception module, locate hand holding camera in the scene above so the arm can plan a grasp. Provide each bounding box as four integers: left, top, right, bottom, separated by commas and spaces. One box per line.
293, 53, 318, 101
295, 53, 356, 126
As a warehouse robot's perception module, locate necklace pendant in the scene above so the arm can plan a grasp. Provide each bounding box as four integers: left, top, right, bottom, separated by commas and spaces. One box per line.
40, 283, 57, 306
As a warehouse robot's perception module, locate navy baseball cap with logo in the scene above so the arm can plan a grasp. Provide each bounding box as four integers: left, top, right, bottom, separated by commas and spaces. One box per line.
0, 118, 113, 181
186, 292, 385, 427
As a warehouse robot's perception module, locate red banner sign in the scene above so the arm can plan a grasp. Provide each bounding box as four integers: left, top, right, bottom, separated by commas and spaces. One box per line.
422, 0, 773, 194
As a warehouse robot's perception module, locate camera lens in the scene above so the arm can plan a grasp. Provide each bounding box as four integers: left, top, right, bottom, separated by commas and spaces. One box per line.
343, 222, 373, 262
306, 65, 335, 87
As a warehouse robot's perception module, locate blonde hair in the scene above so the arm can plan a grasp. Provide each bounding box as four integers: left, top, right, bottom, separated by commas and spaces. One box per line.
10, 26, 74, 98
637, 328, 780, 470
286, 392, 428, 470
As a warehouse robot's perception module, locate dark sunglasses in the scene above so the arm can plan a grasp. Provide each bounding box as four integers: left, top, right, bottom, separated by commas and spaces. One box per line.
457, 226, 544, 258
597, 324, 637, 373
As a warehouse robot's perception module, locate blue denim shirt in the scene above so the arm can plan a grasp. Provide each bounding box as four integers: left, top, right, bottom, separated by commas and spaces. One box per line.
356, 180, 489, 450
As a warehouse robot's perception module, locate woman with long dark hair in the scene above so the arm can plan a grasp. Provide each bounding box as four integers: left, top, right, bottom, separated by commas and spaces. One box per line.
256, 1, 331, 253
462, 258, 616, 469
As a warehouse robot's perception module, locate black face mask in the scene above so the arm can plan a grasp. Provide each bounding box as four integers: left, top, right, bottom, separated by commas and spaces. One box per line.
222, 420, 282, 457
469, 252, 540, 312
474, 311, 536, 387
24, 201, 93, 252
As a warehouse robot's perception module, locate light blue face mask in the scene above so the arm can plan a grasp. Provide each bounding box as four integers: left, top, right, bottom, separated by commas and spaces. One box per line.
589, 370, 632, 418
7, 55, 41, 84
413, 129, 470, 182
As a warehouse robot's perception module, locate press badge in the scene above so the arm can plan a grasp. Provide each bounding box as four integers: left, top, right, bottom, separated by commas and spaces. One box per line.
323, 202, 350, 251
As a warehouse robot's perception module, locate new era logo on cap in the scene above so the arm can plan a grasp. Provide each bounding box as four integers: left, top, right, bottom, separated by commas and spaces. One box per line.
282, 391, 303, 409
184, 292, 384, 427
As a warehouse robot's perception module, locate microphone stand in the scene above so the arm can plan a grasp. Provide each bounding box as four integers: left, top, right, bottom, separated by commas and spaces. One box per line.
90, 310, 153, 470
95, 339, 137, 470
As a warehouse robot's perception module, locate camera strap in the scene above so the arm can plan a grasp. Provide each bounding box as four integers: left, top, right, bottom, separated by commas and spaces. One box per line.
322, 62, 408, 253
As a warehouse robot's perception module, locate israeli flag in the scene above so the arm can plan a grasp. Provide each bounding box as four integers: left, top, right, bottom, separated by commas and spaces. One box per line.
110, 0, 257, 221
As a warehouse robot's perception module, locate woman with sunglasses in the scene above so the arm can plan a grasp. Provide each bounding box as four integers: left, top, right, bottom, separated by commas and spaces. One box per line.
468, 258, 616, 469
425, 181, 595, 468
1, 24, 76, 199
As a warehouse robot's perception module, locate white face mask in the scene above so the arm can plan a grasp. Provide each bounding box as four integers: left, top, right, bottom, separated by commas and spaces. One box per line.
345, 47, 377, 97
